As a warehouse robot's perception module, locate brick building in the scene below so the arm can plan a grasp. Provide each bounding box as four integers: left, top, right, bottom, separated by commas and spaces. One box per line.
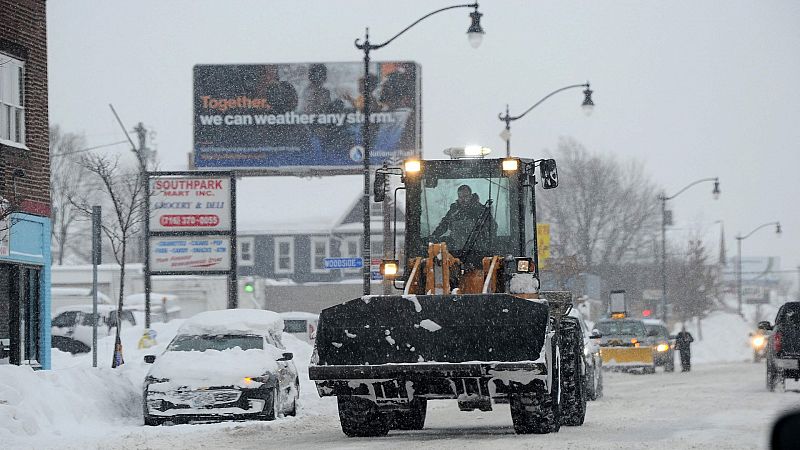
0, 0, 53, 369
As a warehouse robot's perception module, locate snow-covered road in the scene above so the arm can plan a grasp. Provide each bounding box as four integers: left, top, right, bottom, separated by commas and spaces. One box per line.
48, 362, 799, 450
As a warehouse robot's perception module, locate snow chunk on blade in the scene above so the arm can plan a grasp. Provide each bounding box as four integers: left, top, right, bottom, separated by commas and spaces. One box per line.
419, 319, 442, 332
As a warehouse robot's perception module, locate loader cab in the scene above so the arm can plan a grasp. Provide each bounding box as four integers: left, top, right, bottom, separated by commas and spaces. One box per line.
392, 156, 555, 279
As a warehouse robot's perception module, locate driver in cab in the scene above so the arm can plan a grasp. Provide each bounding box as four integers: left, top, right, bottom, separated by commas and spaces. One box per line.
430, 185, 495, 266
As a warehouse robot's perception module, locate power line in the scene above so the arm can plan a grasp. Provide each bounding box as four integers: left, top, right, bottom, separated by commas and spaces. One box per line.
51, 140, 129, 158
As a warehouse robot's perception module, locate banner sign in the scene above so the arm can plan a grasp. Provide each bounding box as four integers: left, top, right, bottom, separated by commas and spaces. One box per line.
149, 176, 232, 232
149, 236, 231, 272
193, 62, 422, 171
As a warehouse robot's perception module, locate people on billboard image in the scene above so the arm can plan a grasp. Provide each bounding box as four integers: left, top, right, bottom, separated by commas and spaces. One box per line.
193, 62, 421, 170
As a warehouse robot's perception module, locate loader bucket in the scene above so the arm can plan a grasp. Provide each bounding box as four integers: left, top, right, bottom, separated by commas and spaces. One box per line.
315, 294, 550, 366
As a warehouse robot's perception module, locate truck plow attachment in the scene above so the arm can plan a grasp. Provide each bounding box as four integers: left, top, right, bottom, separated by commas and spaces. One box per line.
600, 346, 654, 367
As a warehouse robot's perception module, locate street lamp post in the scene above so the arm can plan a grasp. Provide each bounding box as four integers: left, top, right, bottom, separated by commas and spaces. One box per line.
498, 83, 594, 157
355, 3, 484, 296
736, 221, 781, 316
658, 177, 720, 323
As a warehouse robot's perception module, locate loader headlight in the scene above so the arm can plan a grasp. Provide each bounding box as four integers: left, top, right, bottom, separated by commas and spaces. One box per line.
380, 260, 399, 277
502, 158, 519, 172
515, 258, 533, 273
404, 160, 421, 174
752, 336, 765, 347
656, 343, 669, 352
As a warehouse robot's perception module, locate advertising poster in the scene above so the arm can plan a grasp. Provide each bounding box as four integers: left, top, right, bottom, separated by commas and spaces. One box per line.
149, 176, 232, 232
149, 237, 231, 272
193, 62, 421, 171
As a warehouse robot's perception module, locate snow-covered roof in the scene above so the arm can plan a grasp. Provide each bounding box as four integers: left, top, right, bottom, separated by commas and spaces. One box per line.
53, 304, 126, 315
178, 309, 284, 336
236, 176, 362, 234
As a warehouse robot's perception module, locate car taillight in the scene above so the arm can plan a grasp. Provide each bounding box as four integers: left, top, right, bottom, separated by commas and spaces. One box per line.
774, 332, 782, 353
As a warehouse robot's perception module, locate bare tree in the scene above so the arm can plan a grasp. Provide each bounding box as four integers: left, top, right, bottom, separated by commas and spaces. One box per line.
538, 138, 661, 271
50, 125, 93, 264
71, 153, 147, 367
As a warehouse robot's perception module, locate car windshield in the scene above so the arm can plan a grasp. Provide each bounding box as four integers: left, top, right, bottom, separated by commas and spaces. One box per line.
597, 320, 647, 337
167, 334, 263, 352
645, 324, 668, 338
284, 320, 307, 333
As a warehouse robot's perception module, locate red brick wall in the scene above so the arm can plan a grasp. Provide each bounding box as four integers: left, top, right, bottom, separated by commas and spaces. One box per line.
0, 0, 50, 217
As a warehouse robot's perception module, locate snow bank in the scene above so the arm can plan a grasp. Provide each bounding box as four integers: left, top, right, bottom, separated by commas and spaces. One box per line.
0, 364, 141, 443
674, 310, 754, 364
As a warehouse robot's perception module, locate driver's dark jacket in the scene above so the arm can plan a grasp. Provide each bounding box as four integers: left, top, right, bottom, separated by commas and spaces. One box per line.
432, 195, 495, 263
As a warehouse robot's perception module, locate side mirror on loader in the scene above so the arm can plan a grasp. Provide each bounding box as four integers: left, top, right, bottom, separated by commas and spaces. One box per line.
373, 171, 386, 202
540, 159, 559, 189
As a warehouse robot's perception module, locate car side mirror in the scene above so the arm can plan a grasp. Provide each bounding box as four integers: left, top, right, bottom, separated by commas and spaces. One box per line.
772, 409, 800, 449
373, 171, 386, 202
758, 321, 772, 331
278, 352, 293, 361
144, 355, 156, 364
539, 159, 559, 189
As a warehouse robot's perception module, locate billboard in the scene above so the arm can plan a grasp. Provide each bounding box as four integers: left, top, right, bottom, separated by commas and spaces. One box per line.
149, 176, 232, 232
193, 62, 422, 171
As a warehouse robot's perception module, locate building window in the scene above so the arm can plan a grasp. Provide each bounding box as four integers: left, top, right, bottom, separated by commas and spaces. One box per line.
238, 237, 254, 266
310, 237, 330, 273
342, 237, 360, 273
0, 54, 25, 147
273, 237, 294, 274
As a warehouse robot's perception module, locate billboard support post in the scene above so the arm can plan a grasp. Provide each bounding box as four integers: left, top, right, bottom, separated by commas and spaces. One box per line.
354, 2, 483, 295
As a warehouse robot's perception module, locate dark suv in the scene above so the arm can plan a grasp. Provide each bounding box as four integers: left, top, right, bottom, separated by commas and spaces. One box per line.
762, 301, 800, 391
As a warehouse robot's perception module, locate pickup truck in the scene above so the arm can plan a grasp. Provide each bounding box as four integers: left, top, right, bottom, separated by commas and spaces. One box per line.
761, 301, 800, 391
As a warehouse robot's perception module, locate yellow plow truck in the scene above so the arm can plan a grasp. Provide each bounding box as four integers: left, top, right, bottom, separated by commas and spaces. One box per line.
595, 317, 656, 374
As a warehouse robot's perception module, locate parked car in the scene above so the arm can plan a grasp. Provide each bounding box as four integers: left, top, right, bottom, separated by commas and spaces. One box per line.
279, 311, 318, 344
51, 305, 137, 354
142, 309, 299, 425
762, 301, 800, 391
569, 308, 603, 400
125, 293, 182, 322
643, 319, 675, 372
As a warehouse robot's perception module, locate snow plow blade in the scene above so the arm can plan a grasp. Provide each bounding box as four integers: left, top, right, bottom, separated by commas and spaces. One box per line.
313, 293, 550, 366
600, 347, 654, 367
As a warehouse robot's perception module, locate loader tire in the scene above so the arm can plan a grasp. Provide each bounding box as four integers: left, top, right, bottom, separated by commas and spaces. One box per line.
389, 398, 427, 430
337, 396, 389, 437
559, 318, 587, 426
510, 341, 561, 434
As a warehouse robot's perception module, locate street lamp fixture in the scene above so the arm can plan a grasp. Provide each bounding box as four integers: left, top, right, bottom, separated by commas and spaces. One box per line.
736, 221, 782, 316
355, 3, 484, 296
467, 9, 485, 48
499, 82, 594, 157
658, 177, 720, 323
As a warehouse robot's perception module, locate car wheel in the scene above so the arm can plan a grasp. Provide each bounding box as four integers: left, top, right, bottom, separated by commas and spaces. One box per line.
585, 363, 597, 401
286, 381, 299, 417
337, 396, 389, 437
767, 361, 777, 392
665, 353, 675, 372
144, 415, 163, 426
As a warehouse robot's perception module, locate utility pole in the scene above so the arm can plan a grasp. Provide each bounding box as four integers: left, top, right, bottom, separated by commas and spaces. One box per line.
132, 122, 151, 328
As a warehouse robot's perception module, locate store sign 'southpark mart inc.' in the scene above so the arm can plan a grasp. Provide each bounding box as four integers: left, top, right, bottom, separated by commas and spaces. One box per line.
149, 176, 232, 233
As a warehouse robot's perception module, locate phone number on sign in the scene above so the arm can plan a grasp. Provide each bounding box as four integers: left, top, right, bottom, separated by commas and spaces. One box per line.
159, 214, 220, 227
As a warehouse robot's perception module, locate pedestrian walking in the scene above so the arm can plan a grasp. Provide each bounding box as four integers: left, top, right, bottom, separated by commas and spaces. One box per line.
675, 326, 694, 372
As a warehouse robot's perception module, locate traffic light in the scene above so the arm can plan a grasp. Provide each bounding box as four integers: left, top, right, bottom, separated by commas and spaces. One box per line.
244, 281, 255, 294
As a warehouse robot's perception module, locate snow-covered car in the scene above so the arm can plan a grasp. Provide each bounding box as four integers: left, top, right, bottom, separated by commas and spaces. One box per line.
643, 319, 675, 372
279, 311, 318, 344
51, 305, 137, 354
142, 309, 299, 425
569, 308, 603, 400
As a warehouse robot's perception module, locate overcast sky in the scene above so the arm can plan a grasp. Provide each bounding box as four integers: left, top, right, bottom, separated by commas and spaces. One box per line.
46, 1, 800, 279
